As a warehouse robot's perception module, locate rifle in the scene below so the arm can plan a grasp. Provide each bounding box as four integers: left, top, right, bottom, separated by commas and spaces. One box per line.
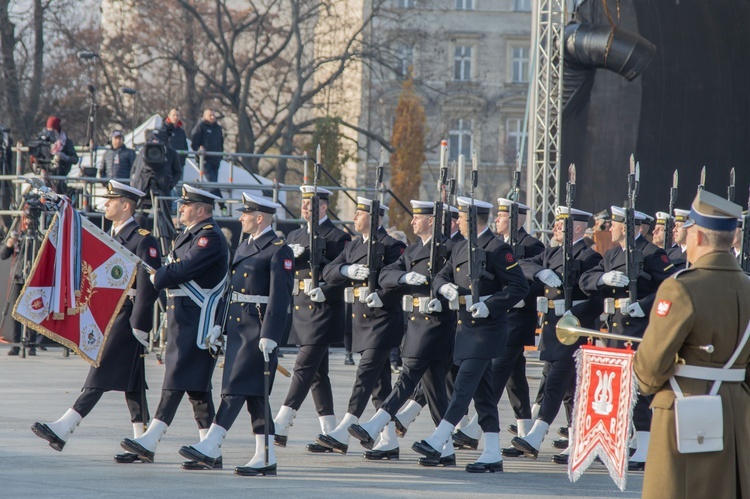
366, 150, 386, 295
740, 187, 750, 273
728, 167, 736, 202
467, 150, 491, 304
562, 164, 578, 311
429, 141, 449, 299
698, 166, 706, 192
664, 169, 678, 250
309, 145, 323, 289
508, 153, 523, 258
624, 154, 644, 302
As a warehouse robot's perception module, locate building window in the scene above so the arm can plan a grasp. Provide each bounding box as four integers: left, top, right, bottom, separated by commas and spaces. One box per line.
396, 44, 414, 78
514, 0, 531, 11
449, 119, 473, 161
453, 46, 472, 81
505, 117, 527, 164
397, 0, 415, 8
456, 0, 474, 10
511, 46, 530, 83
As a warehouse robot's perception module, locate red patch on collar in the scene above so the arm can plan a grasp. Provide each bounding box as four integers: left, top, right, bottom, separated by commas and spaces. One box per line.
197, 237, 209, 248
656, 300, 672, 317
284, 259, 293, 270
505, 252, 515, 263
661, 254, 669, 263
149, 247, 158, 258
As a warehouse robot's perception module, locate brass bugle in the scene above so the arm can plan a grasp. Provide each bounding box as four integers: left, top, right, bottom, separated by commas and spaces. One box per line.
556, 315, 643, 346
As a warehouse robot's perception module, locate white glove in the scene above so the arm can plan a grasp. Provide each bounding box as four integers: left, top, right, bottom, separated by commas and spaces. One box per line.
259, 337, 278, 362
289, 244, 305, 258
513, 299, 525, 309
149, 273, 155, 285
438, 283, 459, 301
536, 269, 562, 288
132, 329, 149, 348
402, 272, 428, 285
469, 301, 490, 318
206, 325, 222, 351
365, 292, 383, 308
308, 287, 326, 302
627, 301, 645, 318
427, 298, 442, 313
601, 271, 629, 287
342, 264, 370, 281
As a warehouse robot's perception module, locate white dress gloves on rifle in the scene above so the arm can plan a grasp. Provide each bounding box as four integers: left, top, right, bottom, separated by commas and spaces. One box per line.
600, 271, 629, 287
341, 264, 370, 281
536, 269, 562, 288
438, 283, 459, 301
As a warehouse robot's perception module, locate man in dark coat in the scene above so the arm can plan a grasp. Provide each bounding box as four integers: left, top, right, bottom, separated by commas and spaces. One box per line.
31, 181, 161, 459
273, 186, 351, 451
667, 208, 690, 270
120, 185, 228, 464
179, 193, 293, 477
97, 130, 136, 180
511, 207, 602, 462
34, 116, 78, 194
348, 200, 457, 462
412, 196, 529, 473
190, 108, 224, 205
579, 206, 675, 470
163, 109, 189, 169
315, 197, 406, 454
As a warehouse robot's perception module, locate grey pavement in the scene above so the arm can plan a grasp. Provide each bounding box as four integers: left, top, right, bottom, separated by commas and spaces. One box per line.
1, 346, 642, 498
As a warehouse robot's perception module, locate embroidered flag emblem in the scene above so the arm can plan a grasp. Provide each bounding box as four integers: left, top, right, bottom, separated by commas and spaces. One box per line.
197, 237, 209, 248
149, 247, 158, 258
284, 259, 293, 270
656, 300, 672, 317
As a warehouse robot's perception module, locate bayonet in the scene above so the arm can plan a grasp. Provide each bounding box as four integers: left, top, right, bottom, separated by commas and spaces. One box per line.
562, 163, 578, 310
664, 169, 678, 249
698, 166, 706, 192
728, 167, 736, 202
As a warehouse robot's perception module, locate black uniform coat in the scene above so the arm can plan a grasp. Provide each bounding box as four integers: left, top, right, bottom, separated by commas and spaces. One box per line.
520, 239, 603, 361
579, 236, 675, 341
379, 236, 457, 360
153, 218, 228, 391
83, 221, 161, 391
222, 229, 294, 396
287, 218, 351, 346
433, 229, 529, 362
667, 245, 687, 270
322, 227, 406, 352
505, 228, 546, 347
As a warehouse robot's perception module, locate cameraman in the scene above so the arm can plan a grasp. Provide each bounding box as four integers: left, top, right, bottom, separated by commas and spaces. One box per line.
130, 128, 182, 199
98, 130, 136, 180
33, 116, 78, 194
2, 224, 36, 356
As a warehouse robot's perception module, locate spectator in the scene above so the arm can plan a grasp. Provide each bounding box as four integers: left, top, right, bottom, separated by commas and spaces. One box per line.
36, 116, 78, 194
190, 108, 224, 210
162, 108, 188, 169
98, 130, 136, 180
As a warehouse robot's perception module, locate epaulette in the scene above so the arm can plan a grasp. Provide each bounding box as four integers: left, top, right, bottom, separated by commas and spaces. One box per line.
202, 224, 213, 230
273, 240, 285, 246
671, 267, 695, 279
137, 228, 151, 236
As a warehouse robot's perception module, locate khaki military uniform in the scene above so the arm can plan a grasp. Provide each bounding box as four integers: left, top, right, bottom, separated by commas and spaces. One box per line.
634, 252, 750, 499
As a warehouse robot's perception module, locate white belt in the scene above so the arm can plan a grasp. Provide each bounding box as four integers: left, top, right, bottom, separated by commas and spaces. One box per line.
674, 364, 746, 382
127, 289, 137, 298
231, 292, 269, 304
548, 299, 586, 309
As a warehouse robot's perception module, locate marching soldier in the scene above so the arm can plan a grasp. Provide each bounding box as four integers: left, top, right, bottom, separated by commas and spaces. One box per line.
668, 208, 690, 270
120, 185, 228, 465
348, 200, 457, 463
634, 190, 750, 499
273, 186, 351, 452
487, 197, 545, 454
179, 193, 293, 477
511, 207, 602, 462
412, 196, 528, 473
579, 206, 675, 471
31, 181, 161, 460
315, 197, 405, 454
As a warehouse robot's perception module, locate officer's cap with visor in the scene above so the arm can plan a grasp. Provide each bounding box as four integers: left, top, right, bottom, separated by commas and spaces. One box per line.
556, 206, 592, 222
410, 200, 435, 215
673, 208, 690, 223
356, 197, 388, 217
496, 198, 530, 214
238, 192, 280, 214
456, 196, 492, 215
300, 185, 333, 201
682, 190, 742, 232
179, 184, 221, 205
655, 211, 671, 226
610, 206, 647, 225
448, 205, 459, 219
101, 180, 145, 203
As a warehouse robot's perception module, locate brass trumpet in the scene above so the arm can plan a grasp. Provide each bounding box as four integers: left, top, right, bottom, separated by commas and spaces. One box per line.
555, 315, 642, 346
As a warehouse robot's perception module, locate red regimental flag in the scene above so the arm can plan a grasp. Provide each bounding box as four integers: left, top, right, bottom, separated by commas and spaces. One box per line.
12, 209, 140, 367
568, 344, 637, 492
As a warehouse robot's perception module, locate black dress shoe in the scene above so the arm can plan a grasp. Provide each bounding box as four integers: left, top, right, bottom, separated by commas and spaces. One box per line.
27, 348, 36, 356
344, 353, 355, 366
465, 460, 503, 473
7, 347, 19, 356
507, 424, 518, 436
502, 446, 524, 458
306, 442, 333, 453
394, 417, 408, 438
418, 454, 456, 467
114, 452, 143, 463
120, 438, 155, 463
558, 426, 569, 438
452, 430, 479, 450
31, 422, 66, 451
628, 460, 645, 472
315, 434, 348, 454
348, 424, 375, 450
364, 448, 399, 460
181, 458, 223, 470
552, 437, 569, 449
274, 434, 287, 447
178, 445, 222, 469
234, 463, 277, 476
551, 453, 568, 465
411, 440, 441, 460
510, 436, 539, 459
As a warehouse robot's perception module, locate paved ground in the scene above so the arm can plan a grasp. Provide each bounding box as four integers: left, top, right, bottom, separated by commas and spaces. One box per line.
1, 346, 643, 498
